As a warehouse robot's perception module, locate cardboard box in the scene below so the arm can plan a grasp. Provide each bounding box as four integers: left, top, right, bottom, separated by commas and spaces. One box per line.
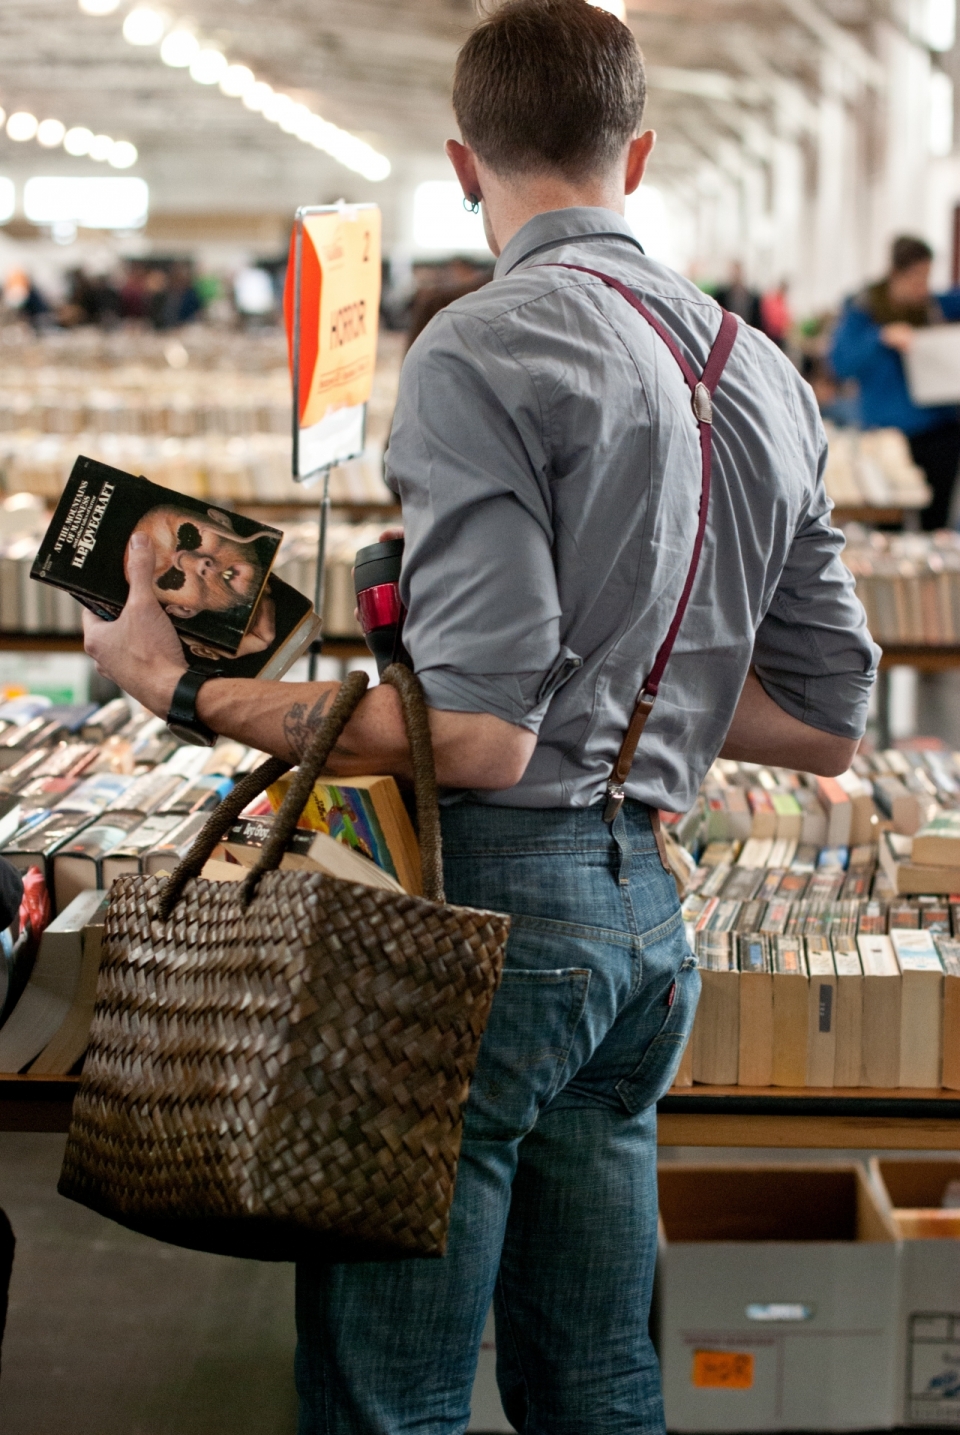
656, 1163, 899, 1431
871, 1159, 960, 1427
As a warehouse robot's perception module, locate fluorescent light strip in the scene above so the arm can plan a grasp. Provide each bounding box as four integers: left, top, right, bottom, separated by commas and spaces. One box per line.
0, 105, 137, 167
104, 5, 390, 181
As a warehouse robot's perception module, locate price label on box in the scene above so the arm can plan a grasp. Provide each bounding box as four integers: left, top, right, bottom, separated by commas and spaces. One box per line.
691, 1350, 756, 1389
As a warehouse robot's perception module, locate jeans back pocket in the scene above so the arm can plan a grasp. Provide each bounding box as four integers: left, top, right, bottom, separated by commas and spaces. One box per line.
615, 958, 700, 1114
464, 968, 591, 1142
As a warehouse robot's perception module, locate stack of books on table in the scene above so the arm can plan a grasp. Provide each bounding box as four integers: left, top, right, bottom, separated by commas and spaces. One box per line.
841, 530, 960, 644
672, 755, 960, 1092
0, 688, 421, 1077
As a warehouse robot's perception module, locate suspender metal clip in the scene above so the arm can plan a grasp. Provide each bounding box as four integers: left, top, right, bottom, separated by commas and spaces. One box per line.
603, 782, 625, 825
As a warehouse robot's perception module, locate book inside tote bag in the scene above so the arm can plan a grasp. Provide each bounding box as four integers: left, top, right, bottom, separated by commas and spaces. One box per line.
904, 325, 960, 406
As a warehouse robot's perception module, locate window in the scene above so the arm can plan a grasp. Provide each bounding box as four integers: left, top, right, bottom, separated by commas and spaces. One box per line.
23, 176, 148, 229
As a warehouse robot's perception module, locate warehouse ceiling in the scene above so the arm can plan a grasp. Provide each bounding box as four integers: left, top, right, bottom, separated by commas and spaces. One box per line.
0, 0, 947, 217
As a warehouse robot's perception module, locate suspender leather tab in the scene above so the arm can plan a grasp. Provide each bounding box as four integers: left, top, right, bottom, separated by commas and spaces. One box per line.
536, 263, 739, 825
692, 382, 713, 424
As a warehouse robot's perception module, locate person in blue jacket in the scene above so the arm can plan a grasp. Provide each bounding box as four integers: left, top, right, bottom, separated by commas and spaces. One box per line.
831, 235, 960, 530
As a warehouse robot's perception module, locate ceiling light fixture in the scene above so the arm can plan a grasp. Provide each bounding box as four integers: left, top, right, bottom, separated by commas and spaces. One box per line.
37, 118, 67, 148
122, 6, 167, 45
242, 81, 273, 113
78, 0, 121, 13
85, 6, 390, 180
189, 48, 228, 84
7, 112, 39, 142
108, 139, 138, 168
160, 28, 198, 66
88, 133, 114, 161
63, 126, 94, 156
220, 63, 255, 98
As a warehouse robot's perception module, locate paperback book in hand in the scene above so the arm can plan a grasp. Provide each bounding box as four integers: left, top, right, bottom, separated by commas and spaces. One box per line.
31, 456, 282, 656
30, 456, 323, 677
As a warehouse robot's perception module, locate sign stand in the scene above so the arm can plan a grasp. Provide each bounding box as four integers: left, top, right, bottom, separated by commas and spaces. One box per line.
309, 469, 330, 682
285, 201, 381, 682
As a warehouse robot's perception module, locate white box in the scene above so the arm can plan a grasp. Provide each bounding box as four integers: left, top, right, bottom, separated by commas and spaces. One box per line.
871, 1159, 960, 1427
656, 1163, 899, 1431
904, 326, 960, 406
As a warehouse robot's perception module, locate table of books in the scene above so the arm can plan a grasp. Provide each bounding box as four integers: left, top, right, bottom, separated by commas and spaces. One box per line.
0, 701, 958, 1152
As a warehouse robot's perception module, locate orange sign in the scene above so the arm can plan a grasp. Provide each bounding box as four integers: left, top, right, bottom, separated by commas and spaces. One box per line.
691, 1350, 755, 1389
284, 205, 381, 429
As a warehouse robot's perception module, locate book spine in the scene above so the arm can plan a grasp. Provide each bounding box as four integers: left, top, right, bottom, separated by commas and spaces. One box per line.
943, 973, 960, 1090
691, 970, 739, 1085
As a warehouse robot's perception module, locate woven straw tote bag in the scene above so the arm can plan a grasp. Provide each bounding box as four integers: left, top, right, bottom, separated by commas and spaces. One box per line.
58, 665, 509, 1263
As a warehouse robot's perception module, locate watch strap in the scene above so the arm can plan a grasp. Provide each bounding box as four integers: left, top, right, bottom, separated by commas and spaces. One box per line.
167, 669, 219, 745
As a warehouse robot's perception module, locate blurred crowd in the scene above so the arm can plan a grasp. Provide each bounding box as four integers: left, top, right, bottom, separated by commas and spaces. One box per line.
0, 258, 280, 332
2, 240, 957, 529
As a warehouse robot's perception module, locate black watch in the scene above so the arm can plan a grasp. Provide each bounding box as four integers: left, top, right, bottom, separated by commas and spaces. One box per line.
166, 669, 219, 747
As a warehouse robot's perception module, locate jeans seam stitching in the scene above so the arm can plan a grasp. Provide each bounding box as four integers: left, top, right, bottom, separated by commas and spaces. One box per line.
494, 1266, 531, 1431
508, 913, 642, 951
538, 971, 592, 1111
637, 906, 684, 950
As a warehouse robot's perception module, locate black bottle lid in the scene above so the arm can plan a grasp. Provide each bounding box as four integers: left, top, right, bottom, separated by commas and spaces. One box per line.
353, 537, 404, 595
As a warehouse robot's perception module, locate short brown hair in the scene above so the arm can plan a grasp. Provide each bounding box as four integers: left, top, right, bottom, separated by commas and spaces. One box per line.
452, 0, 646, 179
891, 235, 933, 272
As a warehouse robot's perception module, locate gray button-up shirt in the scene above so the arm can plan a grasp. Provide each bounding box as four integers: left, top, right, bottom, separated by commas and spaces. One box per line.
385, 207, 878, 810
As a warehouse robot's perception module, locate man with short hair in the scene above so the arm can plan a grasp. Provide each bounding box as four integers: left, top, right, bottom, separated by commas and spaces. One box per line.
85, 2, 877, 1429
832, 233, 960, 530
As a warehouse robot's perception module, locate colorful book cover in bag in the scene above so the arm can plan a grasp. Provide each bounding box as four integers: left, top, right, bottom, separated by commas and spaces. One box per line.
267, 778, 397, 880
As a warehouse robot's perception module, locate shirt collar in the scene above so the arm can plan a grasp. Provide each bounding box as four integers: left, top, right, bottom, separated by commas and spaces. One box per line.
493, 206, 644, 279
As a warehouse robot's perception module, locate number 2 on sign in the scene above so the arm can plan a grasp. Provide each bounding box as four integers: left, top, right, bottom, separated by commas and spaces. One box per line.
691, 1350, 755, 1389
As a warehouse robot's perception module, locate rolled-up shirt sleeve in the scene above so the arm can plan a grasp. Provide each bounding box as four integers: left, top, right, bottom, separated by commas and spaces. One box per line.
385, 309, 580, 731
753, 391, 880, 740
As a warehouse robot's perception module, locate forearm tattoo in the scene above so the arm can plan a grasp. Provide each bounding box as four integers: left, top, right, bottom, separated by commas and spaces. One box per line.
282, 690, 334, 760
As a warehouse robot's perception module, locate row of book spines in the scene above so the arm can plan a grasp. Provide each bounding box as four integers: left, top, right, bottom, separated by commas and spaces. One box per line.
692, 921, 960, 969
680, 964, 958, 1084
849, 567, 960, 644
704, 777, 921, 848
683, 959, 960, 1090
690, 894, 959, 947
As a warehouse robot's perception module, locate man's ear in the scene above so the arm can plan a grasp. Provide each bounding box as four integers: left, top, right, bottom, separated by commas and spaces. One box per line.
625, 130, 656, 196
445, 138, 483, 203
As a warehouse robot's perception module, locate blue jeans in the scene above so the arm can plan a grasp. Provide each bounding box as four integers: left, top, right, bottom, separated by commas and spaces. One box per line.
295, 800, 699, 1435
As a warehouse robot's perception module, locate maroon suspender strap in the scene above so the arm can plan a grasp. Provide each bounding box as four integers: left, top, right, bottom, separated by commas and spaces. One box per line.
537, 263, 739, 821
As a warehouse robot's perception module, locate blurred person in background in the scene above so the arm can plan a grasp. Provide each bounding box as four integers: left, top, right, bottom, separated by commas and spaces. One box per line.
761, 280, 792, 349
58, 269, 121, 327
831, 235, 960, 530
2, 269, 50, 327
147, 262, 203, 330
406, 256, 493, 347
803, 356, 860, 428
714, 260, 763, 329
118, 262, 150, 321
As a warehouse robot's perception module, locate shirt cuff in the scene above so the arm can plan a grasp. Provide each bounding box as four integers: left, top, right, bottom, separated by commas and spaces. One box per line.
417, 648, 582, 732
755, 662, 879, 741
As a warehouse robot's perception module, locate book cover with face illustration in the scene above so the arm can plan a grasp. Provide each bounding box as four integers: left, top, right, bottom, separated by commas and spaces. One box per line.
31, 456, 282, 655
